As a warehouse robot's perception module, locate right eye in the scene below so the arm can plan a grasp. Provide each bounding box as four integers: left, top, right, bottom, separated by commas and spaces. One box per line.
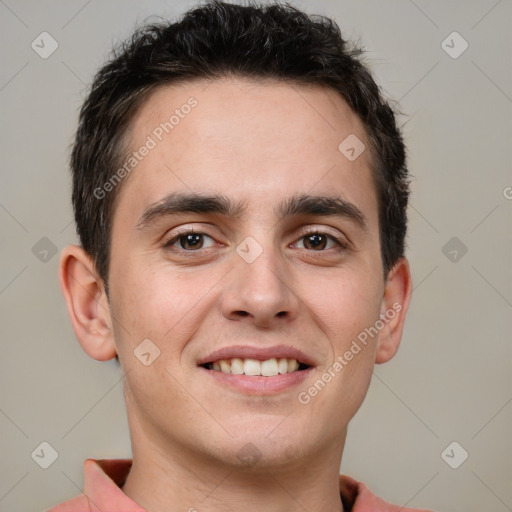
163, 230, 217, 252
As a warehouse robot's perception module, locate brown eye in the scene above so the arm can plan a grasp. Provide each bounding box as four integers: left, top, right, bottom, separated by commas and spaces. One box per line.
164, 231, 215, 251
296, 231, 346, 251
303, 233, 328, 250
178, 233, 204, 250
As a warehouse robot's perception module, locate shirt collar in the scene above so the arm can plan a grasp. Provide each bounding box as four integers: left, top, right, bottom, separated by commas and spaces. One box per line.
83, 458, 144, 511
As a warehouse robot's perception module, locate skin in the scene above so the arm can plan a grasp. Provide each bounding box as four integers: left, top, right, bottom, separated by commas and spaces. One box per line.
59, 77, 412, 512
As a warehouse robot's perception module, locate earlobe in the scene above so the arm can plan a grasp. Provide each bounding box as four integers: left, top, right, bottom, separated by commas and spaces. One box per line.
375, 257, 412, 364
58, 245, 117, 361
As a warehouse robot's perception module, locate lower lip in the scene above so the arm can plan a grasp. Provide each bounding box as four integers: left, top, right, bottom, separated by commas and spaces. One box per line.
198, 367, 313, 395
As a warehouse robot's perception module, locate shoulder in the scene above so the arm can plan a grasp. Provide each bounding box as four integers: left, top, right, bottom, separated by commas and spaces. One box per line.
43, 493, 91, 512
340, 474, 434, 512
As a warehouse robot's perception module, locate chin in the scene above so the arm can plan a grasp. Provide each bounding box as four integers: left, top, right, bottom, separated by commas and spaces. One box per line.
201, 425, 311, 470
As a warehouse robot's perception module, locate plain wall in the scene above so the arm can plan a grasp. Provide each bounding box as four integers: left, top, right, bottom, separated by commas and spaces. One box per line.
0, 1, 510, 511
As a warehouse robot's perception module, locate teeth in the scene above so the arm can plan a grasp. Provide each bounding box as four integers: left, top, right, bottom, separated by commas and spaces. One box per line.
278, 358, 288, 374
261, 358, 279, 376
230, 358, 244, 375
208, 357, 305, 376
243, 358, 261, 376
287, 359, 299, 372
219, 360, 230, 373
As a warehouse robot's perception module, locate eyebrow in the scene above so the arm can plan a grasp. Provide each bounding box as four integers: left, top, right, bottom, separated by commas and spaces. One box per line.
135, 191, 368, 231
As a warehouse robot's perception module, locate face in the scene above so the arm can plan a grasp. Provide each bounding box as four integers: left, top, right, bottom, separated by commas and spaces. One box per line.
104, 77, 396, 467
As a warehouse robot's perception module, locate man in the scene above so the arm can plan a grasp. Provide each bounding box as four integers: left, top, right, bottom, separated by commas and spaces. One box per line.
53, 1, 431, 510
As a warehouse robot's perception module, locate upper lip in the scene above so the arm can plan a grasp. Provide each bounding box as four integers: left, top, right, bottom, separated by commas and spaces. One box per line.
197, 344, 316, 367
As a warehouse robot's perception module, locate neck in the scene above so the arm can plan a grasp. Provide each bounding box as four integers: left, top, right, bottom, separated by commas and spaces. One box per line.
121, 408, 346, 512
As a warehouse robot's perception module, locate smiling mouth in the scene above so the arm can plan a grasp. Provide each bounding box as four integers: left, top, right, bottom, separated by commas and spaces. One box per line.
200, 358, 310, 376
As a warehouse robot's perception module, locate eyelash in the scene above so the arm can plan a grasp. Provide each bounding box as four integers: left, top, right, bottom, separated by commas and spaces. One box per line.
162, 228, 349, 255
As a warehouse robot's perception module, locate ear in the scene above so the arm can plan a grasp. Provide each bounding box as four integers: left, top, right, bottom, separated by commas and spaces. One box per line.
58, 245, 117, 361
375, 257, 412, 364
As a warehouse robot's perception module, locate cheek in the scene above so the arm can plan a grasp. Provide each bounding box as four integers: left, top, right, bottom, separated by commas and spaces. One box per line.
314, 274, 382, 413
109, 261, 214, 357
308, 270, 383, 347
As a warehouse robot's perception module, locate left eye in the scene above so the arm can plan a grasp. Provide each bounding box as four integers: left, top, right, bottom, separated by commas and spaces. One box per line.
164, 231, 216, 251
295, 232, 343, 251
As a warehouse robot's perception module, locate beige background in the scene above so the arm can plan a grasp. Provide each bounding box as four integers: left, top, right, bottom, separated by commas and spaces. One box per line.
1, 1, 511, 511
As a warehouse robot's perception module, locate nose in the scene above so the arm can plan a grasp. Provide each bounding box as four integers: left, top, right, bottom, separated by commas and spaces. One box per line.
221, 243, 300, 329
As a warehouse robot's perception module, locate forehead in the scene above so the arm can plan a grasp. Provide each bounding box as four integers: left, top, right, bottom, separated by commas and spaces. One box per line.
113, 77, 378, 229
